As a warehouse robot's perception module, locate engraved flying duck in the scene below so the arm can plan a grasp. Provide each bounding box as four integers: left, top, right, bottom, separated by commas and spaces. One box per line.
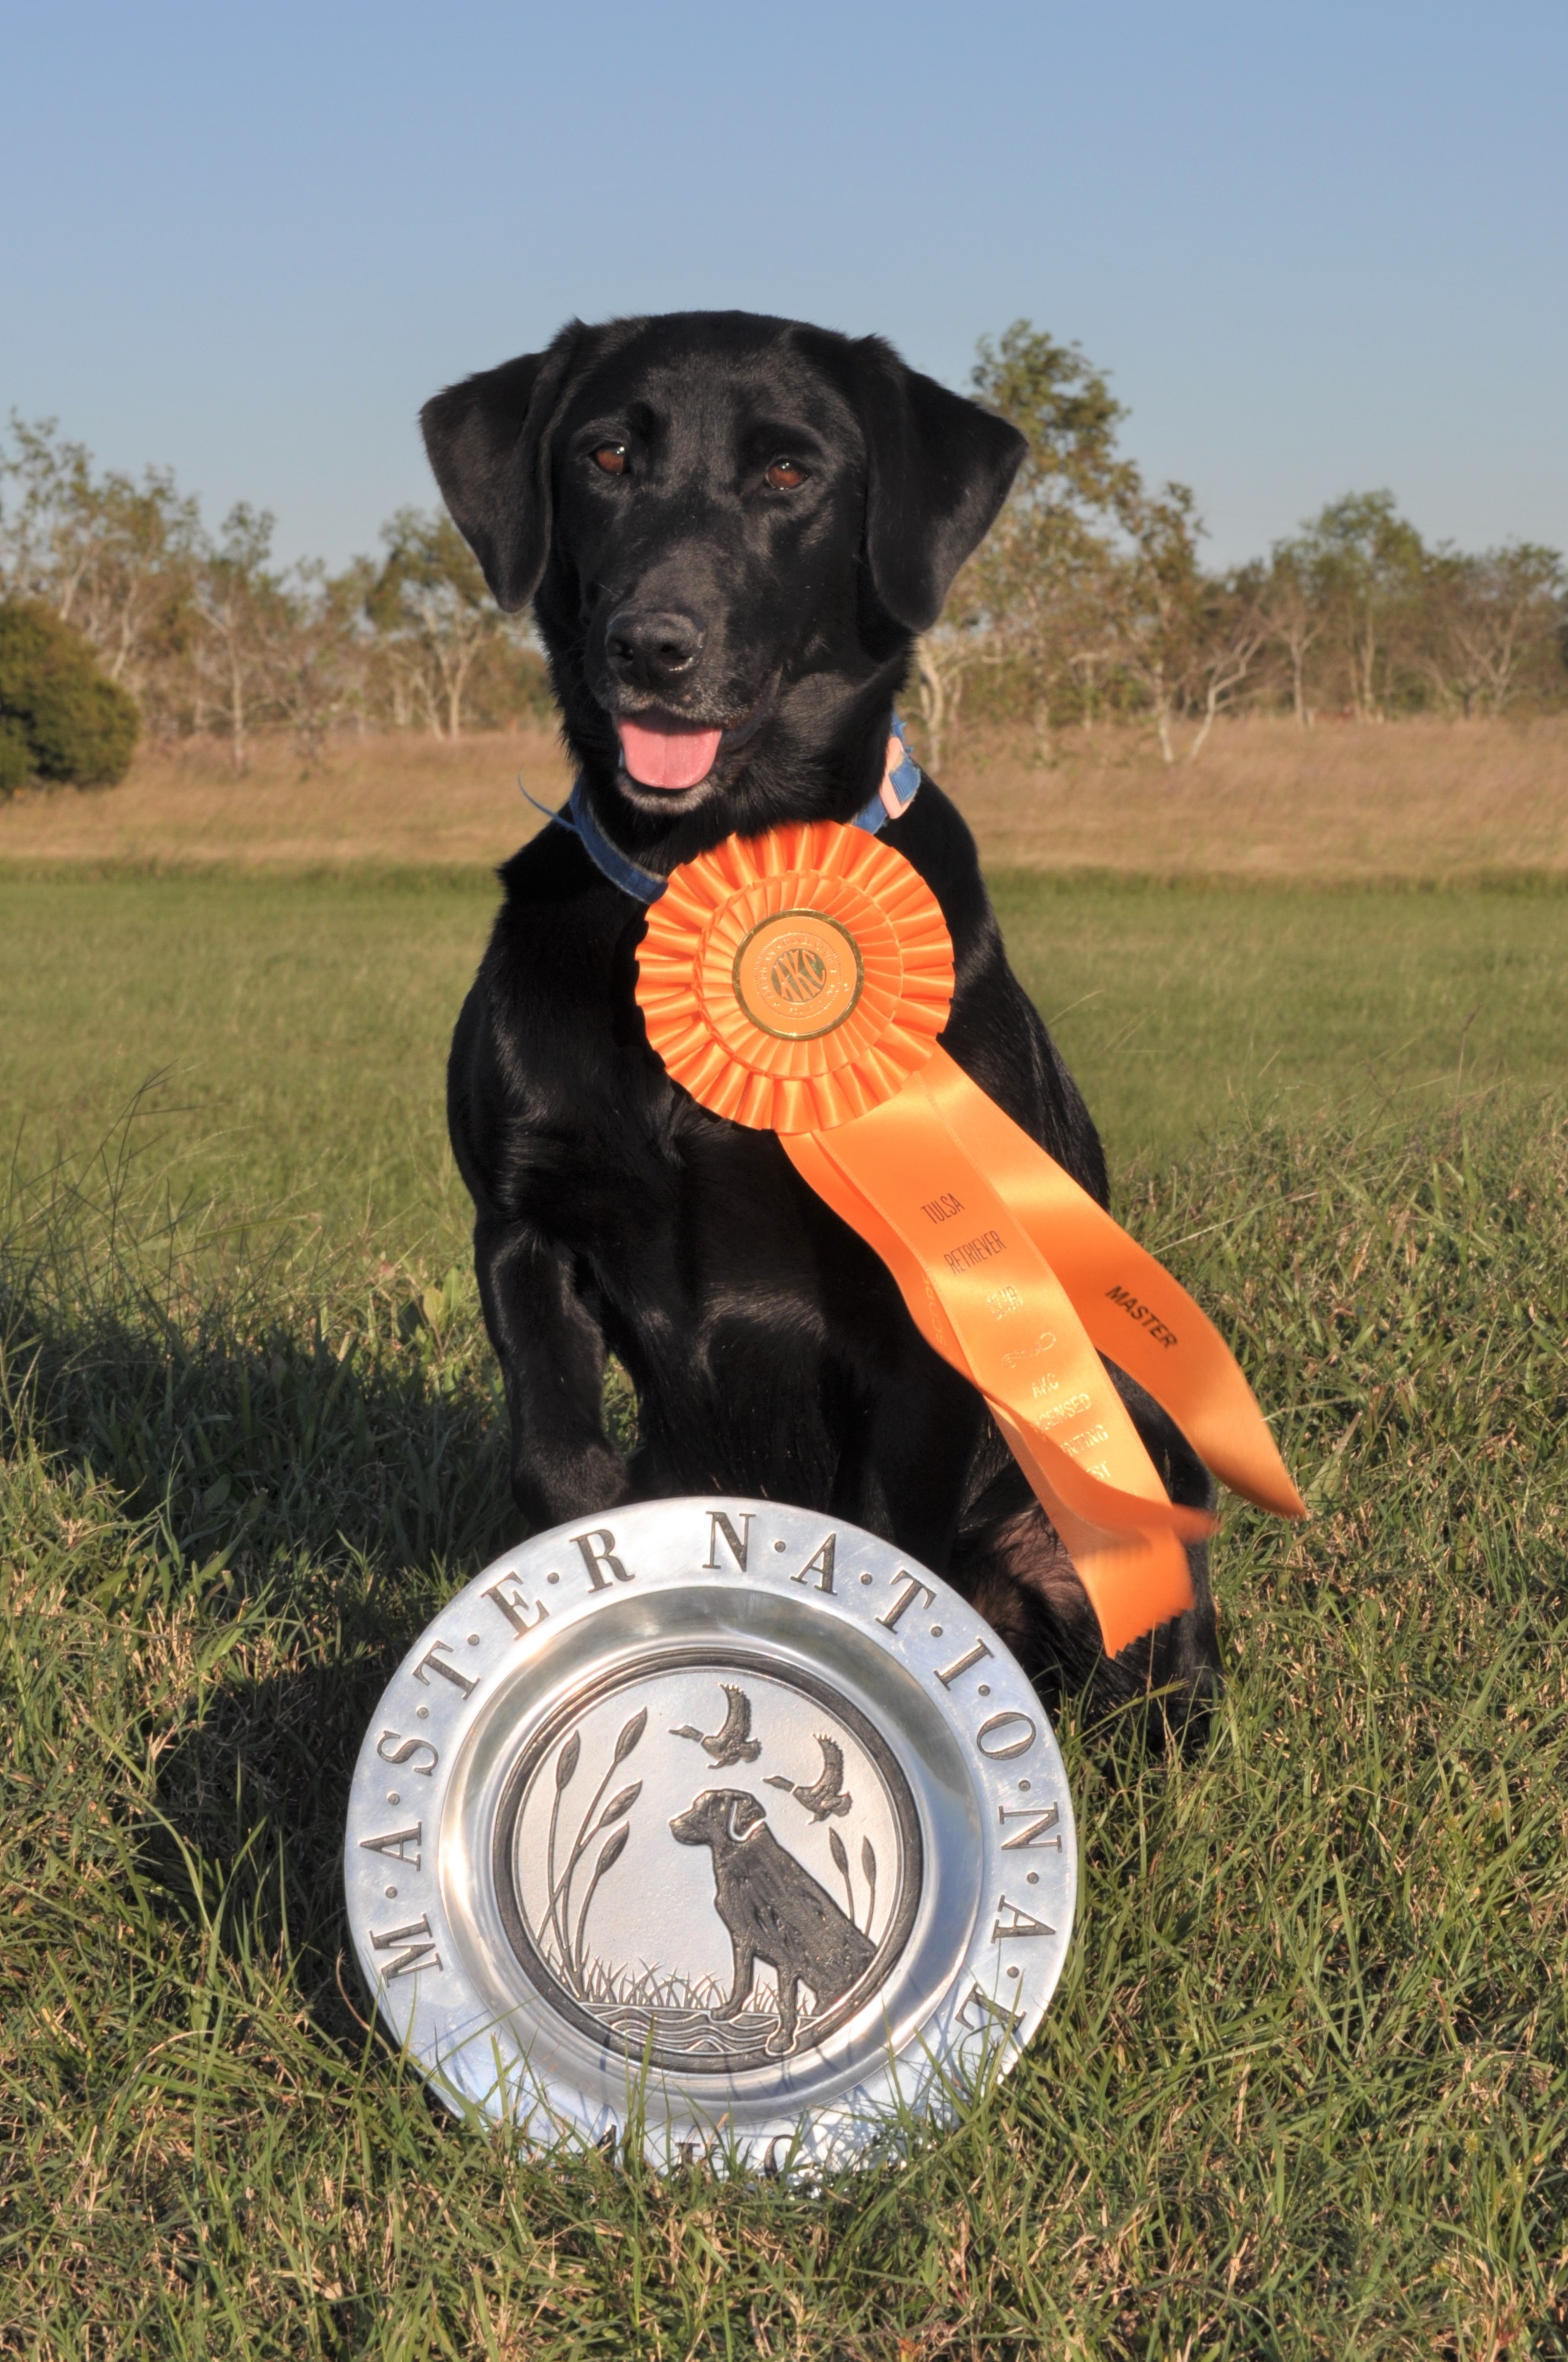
766, 1735, 853, 1821
669, 1684, 762, 1766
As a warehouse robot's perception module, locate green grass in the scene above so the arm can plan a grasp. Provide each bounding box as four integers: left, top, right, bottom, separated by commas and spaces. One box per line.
4, 872, 1565, 1243
0, 871, 490, 1255
989, 873, 1568, 1174
2, 869, 1567, 2355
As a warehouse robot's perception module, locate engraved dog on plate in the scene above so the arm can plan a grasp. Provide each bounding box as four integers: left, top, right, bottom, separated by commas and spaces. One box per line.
670, 1787, 876, 2055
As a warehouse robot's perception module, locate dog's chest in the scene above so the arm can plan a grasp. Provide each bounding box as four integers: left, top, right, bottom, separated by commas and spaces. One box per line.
487, 869, 917, 1365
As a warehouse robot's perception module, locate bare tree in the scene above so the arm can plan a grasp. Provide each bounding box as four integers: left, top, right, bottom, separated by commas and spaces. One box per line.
1260, 542, 1327, 724
911, 631, 969, 773
368, 509, 502, 740
1184, 566, 1270, 761
193, 504, 282, 774
1289, 493, 1425, 719
263, 557, 372, 765
1421, 542, 1565, 716
1105, 481, 1208, 765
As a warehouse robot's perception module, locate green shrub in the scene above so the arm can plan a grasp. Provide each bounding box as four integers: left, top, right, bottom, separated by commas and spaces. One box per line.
0, 600, 141, 789
0, 716, 31, 794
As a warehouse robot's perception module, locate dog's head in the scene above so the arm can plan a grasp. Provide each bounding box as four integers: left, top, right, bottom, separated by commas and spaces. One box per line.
669, 1787, 768, 1852
421, 311, 1024, 850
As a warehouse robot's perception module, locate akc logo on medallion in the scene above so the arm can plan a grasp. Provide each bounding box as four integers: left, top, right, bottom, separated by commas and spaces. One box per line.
732, 909, 865, 1040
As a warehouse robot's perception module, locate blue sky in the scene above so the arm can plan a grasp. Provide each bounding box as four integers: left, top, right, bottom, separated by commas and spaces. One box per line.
4, 0, 1564, 572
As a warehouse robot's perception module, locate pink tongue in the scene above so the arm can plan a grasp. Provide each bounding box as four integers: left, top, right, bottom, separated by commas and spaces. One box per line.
617, 716, 723, 791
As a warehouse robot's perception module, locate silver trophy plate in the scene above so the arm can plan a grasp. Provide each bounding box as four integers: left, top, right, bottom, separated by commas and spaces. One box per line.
344, 1498, 1076, 2168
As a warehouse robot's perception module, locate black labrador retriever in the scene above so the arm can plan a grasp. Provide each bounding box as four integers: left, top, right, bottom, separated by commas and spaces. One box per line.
669, 1788, 875, 2056
423, 309, 1218, 1739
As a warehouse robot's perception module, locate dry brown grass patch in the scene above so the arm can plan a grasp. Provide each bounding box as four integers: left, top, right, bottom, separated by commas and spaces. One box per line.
0, 727, 570, 873
935, 711, 1568, 877
0, 713, 1564, 878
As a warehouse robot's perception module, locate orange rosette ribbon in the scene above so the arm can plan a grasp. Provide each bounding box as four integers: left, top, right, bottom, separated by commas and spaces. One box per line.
637, 822, 1304, 1658
635, 821, 954, 1134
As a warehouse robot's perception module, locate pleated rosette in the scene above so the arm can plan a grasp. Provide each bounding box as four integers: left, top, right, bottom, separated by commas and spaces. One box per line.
635, 822, 954, 1133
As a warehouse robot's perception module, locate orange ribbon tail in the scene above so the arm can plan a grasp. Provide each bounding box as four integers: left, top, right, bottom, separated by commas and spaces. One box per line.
915, 1051, 1305, 1523
785, 1084, 1183, 1656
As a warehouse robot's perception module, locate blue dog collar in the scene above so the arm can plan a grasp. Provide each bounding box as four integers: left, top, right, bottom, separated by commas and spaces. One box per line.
856, 709, 922, 834
520, 711, 921, 908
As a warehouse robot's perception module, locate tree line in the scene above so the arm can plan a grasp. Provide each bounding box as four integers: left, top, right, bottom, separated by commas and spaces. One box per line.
4, 328, 1564, 777
921, 324, 1566, 765
0, 417, 551, 772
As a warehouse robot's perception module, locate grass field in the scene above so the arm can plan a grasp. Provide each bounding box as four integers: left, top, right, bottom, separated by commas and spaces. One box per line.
3, 870, 1565, 1221
3, 825, 1567, 2351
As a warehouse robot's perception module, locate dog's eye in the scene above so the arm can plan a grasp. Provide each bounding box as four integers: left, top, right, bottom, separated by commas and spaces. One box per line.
765, 458, 806, 490
592, 445, 628, 476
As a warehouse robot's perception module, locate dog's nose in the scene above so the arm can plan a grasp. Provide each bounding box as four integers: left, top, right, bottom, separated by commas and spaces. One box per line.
605, 607, 705, 691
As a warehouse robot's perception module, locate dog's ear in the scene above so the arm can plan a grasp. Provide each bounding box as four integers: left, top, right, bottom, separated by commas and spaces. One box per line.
727, 1793, 767, 1842
845, 337, 1027, 634
420, 323, 590, 612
